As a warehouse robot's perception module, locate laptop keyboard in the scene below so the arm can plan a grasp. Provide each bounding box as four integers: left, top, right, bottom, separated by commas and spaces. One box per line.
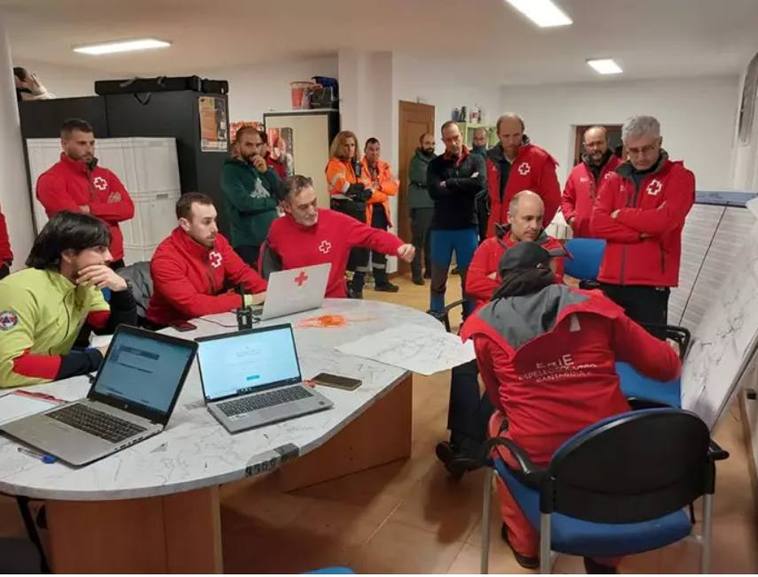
48, 404, 147, 444
219, 386, 313, 417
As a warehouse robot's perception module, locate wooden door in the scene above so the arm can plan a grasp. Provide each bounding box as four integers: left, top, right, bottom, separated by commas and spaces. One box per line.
573, 124, 623, 165
398, 101, 435, 275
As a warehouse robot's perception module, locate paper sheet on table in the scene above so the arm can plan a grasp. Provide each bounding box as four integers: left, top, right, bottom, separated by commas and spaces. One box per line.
0, 391, 61, 425
335, 324, 475, 376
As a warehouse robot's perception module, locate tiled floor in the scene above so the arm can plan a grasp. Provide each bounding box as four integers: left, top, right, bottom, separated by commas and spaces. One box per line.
0, 274, 756, 573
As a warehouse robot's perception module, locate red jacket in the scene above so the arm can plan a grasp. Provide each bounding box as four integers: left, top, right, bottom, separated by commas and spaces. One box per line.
486, 143, 560, 237
461, 286, 681, 465
265, 154, 287, 180
266, 209, 404, 298
590, 154, 695, 287
36, 153, 135, 261
561, 154, 622, 238
0, 204, 11, 265
147, 228, 267, 326
466, 230, 565, 309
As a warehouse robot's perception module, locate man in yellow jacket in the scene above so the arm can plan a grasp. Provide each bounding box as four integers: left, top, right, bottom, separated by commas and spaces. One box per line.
354, 137, 400, 293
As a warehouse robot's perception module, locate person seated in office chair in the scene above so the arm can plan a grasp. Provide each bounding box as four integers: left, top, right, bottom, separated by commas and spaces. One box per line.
460, 241, 681, 572
435, 191, 567, 478
262, 175, 415, 298
146, 193, 267, 328
0, 212, 137, 388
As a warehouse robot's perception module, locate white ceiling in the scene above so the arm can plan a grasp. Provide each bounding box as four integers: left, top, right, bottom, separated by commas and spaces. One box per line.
2, 0, 758, 84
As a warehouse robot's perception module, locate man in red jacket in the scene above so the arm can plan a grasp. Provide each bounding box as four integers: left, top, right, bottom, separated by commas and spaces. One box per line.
0, 202, 11, 279
146, 193, 267, 328
264, 175, 415, 298
561, 126, 622, 238
590, 116, 695, 339
36, 118, 134, 269
462, 241, 681, 572
485, 114, 560, 238
436, 190, 567, 478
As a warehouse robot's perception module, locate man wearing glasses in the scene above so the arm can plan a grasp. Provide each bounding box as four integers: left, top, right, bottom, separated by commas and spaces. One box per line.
590, 115, 695, 339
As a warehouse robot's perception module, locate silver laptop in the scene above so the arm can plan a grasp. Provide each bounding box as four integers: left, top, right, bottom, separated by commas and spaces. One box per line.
0, 326, 197, 467
260, 263, 331, 320
197, 324, 333, 433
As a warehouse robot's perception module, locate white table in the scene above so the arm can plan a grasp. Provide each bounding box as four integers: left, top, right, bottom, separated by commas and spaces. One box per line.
0, 299, 443, 573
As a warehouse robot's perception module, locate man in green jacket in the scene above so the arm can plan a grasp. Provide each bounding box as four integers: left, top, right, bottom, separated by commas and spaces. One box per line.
221, 127, 282, 267
408, 132, 436, 285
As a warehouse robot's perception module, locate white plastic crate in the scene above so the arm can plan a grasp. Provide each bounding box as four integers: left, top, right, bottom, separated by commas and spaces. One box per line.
119, 190, 180, 248
95, 138, 180, 194
123, 243, 160, 266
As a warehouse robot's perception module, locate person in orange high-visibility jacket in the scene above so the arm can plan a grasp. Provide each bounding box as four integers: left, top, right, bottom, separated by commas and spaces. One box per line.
325, 130, 374, 298
353, 137, 401, 293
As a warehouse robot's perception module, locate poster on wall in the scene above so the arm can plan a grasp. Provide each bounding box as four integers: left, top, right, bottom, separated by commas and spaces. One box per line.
267, 127, 295, 177
198, 96, 229, 152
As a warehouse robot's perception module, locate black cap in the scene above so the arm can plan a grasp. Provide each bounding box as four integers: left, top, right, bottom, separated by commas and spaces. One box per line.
498, 241, 568, 277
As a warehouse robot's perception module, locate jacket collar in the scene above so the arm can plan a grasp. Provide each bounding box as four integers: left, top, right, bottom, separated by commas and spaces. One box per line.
415, 148, 435, 161
442, 145, 470, 164
171, 227, 216, 259
581, 149, 614, 170
487, 137, 531, 164
59, 152, 90, 175
45, 268, 77, 295
616, 149, 670, 179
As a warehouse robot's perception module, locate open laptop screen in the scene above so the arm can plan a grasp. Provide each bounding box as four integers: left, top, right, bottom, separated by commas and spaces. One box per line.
93, 329, 196, 414
198, 325, 302, 401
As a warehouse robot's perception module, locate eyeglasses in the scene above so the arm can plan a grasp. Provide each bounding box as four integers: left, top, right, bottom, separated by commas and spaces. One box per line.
627, 144, 658, 156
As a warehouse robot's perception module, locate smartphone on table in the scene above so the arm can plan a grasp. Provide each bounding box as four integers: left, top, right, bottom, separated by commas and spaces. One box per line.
311, 372, 362, 391
172, 321, 197, 332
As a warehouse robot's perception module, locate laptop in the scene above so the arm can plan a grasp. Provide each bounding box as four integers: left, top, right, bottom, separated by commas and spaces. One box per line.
196, 324, 333, 433
0, 326, 197, 467
259, 263, 331, 320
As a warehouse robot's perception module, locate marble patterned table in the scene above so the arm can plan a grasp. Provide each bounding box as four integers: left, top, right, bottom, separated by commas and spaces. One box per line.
0, 299, 444, 573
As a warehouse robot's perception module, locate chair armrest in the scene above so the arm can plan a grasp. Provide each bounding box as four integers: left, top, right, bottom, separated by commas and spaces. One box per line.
628, 397, 672, 410
427, 299, 466, 332
483, 436, 546, 488
640, 323, 691, 360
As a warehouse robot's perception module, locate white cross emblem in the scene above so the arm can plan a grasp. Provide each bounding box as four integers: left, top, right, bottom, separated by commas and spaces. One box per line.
318, 240, 332, 254
93, 176, 108, 191
517, 162, 531, 176
646, 179, 663, 196
209, 251, 223, 268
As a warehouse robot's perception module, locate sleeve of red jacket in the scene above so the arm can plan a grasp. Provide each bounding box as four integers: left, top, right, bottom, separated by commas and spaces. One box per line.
221, 241, 268, 294
0, 208, 12, 263
473, 337, 508, 412
590, 177, 642, 243
539, 159, 561, 227
614, 170, 695, 236
345, 214, 404, 254
560, 172, 577, 224
150, 251, 245, 319
36, 172, 82, 215
88, 171, 135, 223
466, 243, 500, 304
612, 313, 681, 382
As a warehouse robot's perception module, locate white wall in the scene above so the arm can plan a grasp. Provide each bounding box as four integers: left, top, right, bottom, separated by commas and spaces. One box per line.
500, 75, 740, 190
205, 55, 338, 123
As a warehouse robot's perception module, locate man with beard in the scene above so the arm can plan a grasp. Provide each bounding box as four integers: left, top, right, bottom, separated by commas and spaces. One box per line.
485, 114, 560, 238
408, 132, 436, 285
562, 126, 622, 238
221, 127, 282, 267
146, 193, 267, 328
36, 118, 134, 270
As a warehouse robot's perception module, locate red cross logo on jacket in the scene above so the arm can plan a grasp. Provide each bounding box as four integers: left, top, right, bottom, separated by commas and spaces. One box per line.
518, 162, 531, 176
318, 240, 332, 254
93, 176, 108, 191
209, 251, 223, 268
646, 179, 663, 196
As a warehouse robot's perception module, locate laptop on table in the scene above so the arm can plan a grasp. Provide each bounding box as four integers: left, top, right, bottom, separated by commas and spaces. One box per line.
258, 263, 331, 321
197, 323, 333, 433
1, 325, 197, 467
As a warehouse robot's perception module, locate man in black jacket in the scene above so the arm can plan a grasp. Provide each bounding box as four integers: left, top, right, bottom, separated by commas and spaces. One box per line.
427, 121, 486, 318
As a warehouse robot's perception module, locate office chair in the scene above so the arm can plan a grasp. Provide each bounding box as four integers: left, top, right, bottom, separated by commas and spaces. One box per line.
479, 408, 728, 574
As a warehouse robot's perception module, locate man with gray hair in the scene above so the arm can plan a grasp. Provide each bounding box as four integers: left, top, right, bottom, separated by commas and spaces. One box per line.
591, 115, 695, 338
485, 114, 560, 237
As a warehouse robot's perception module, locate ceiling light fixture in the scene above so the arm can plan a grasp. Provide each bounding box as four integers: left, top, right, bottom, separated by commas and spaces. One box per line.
73, 38, 171, 56
505, 0, 573, 28
587, 58, 623, 75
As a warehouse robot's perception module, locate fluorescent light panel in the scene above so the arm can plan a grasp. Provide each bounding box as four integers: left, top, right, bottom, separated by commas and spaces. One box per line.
73, 38, 171, 56
505, 0, 572, 28
587, 58, 623, 75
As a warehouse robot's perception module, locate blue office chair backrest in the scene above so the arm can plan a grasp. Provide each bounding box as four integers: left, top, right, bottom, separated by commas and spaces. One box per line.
563, 238, 606, 281
542, 409, 712, 523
